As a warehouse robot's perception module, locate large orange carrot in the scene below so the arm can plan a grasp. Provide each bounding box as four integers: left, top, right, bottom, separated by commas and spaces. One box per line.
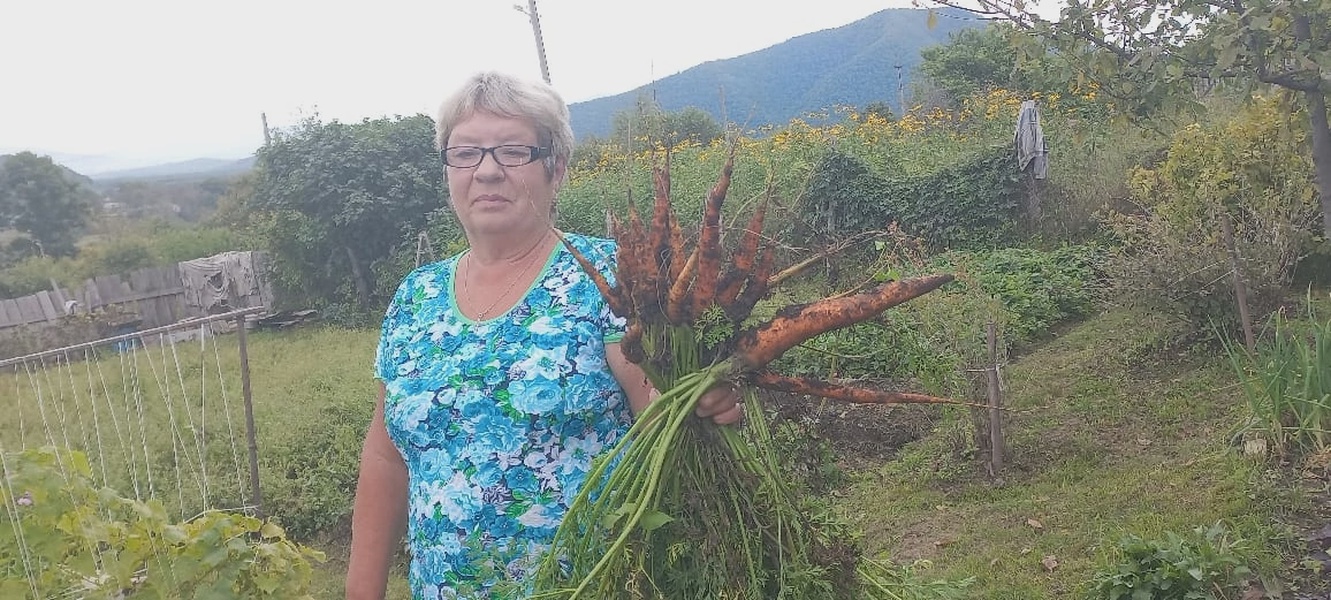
667, 210, 687, 282
644, 162, 675, 318
617, 193, 666, 321
559, 232, 630, 318
690, 150, 736, 318
732, 273, 954, 370
665, 248, 698, 325
607, 212, 645, 316
726, 243, 776, 323
649, 162, 673, 272
620, 320, 646, 364
716, 189, 772, 314
747, 371, 960, 405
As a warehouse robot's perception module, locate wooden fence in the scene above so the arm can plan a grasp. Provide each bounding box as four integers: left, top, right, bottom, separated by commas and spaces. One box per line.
0, 252, 272, 353
0, 265, 186, 332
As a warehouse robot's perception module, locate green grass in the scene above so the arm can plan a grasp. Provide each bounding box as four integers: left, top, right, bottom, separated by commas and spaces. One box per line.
4, 299, 1325, 599
0, 325, 397, 598
836, 305, 1299, 599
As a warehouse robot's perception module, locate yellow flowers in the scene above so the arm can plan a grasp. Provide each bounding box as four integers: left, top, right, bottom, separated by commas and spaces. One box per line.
568, 87, 1091, 185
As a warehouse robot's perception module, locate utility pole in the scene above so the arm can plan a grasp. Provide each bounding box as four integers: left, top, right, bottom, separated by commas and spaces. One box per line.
894, 64, 906, 113
514, 0, 551, 84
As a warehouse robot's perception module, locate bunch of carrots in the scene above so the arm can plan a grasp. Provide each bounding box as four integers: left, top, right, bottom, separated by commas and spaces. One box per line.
533, 148, 960, 599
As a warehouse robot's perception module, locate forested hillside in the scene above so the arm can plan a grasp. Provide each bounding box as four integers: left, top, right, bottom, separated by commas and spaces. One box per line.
569, 7, 978, 138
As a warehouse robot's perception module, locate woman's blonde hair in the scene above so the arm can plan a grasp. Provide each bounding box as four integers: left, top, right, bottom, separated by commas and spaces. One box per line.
435, 71, 574, 185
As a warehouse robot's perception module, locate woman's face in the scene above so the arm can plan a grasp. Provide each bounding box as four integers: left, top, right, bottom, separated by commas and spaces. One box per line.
445, 110, 564, 238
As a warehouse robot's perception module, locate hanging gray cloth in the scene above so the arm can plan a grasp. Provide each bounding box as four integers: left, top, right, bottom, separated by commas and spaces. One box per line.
1014, 100, 1049, 180
179, 251, 261, 315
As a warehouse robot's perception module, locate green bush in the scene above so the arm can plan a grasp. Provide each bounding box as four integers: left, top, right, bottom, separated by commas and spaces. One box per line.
1089, 523, 1253, 600
883, 144, 1023, 250
776, 244, 1105, 384
1104, 97, 1319, 335
0, 447, 325, 598
0, 255, 86, 297
936, 244, 1107, 342
0, 223, 245, 299
798, 145, 1023, 252
145, 223, 245, 263
85, 237, 157, 274
261, 387, 374, 540
773, 315, 963, 389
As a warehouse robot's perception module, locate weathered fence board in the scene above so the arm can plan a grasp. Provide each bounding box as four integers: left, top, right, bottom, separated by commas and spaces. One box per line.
36, 291, 58, 321
0, 252, 272, 354
0, 299, 20, 326
17, 296, 42, 324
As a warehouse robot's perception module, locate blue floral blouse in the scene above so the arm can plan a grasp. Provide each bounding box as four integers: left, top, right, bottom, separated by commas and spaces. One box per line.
374, 233, 631, 599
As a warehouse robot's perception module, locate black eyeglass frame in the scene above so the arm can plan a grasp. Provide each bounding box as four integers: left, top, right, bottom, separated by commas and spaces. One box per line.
440, 144, 551, 168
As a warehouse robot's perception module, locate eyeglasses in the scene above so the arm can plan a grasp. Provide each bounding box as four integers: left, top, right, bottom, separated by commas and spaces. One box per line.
441, 144, 550, 168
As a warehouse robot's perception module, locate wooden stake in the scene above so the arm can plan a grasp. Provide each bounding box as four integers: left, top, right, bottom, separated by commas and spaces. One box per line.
1220, 212, 1256, 354
986, 322, 1005, 473
235, 312, 264, 518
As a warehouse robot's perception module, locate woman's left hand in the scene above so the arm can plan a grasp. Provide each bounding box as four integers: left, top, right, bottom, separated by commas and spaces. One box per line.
695, 382, 745, 426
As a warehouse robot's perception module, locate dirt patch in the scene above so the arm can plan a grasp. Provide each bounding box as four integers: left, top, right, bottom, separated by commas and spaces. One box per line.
1273, 450, 1331, 600
759, 385, 940, 471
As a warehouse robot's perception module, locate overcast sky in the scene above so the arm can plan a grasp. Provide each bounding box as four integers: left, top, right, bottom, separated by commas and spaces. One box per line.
1, 0, 955, 169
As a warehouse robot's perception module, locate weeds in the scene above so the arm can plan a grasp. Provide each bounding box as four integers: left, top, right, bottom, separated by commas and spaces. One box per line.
1089, 523, 1254, 600
1224, 294, 1331, 457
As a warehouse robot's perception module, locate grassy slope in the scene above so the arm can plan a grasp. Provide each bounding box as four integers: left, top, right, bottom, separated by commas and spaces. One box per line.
3, 302, 1316, 598
307, 301, 1316, 598
838, 304, 1304, 599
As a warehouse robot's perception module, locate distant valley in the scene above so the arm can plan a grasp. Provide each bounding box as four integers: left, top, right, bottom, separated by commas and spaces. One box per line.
89, 157, 256, 183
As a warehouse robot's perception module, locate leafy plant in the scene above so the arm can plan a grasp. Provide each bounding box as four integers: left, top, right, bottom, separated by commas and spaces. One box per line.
1224, 294, 1331, 457
868, 559, 975, 600
261, 396, 374, 540
1089, 523, 1254, 600
938, 244, 1106, 342
1103, 97, 1319, 336
777, 243, 1105, 385
797, 145, 1023, 252
0, 446, 325, 598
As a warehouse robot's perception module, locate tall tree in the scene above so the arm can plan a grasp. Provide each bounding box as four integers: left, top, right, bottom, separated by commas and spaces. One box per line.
609, 97, 724, 152
929, 0, 1331, 235
251, 114, 444, 309
920, 23, 1059, 100
0, 152, 93, 257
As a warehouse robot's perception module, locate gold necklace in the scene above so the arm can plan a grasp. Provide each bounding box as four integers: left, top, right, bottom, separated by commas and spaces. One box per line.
462, 235, 549, 320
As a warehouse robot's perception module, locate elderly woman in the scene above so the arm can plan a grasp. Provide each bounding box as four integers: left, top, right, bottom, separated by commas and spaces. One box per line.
346, 71, 741, 600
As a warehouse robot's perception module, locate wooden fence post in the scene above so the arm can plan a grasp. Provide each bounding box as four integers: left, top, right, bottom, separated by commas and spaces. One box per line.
235, 312, 264, 518
986, 322, 1005, 473
1219, 212, 1256, 354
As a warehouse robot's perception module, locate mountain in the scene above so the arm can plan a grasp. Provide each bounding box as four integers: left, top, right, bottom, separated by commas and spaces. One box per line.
568, 7, 980, 139
0, 150, 158, 177
16, 8, 978, 181
90, 156, 256, 183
